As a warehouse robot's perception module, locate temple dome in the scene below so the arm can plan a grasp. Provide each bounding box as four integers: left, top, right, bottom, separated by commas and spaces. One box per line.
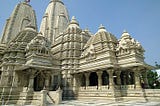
84, 25, 117, 49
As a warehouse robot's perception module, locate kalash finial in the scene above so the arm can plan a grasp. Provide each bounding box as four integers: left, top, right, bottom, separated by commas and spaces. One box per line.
24, 0, 30, 3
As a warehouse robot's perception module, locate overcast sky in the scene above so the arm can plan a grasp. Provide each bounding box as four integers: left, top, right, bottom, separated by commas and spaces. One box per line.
0, 0, 160, 66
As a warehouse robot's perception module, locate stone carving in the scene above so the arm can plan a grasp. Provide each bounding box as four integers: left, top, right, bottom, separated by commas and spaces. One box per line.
0, 0, 155, 105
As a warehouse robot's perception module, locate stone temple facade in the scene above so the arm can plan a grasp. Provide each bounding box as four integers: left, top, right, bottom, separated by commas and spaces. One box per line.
0, 0, 159, 105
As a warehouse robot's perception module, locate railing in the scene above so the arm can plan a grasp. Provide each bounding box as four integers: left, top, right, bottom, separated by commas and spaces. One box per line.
120, 85, 135, 90
80, 85, 110, 91
79, 85, 135, 91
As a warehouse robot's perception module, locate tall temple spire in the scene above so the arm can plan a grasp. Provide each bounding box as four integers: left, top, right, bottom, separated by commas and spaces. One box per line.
40, 0, 69, 45
0, 1, 37, 44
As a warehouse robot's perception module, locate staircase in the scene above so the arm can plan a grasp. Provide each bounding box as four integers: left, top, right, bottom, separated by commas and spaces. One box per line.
0, 87, 62, 105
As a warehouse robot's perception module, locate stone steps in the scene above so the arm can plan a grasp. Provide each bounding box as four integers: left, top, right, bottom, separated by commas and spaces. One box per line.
0, 92, 41, 105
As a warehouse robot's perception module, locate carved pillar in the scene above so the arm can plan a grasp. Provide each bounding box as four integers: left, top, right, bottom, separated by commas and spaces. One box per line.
107, 69, 114, 89
134, 68, 141, 89
44, 74, 50, 90
72, 74, 78, 95
28, 74, 34, 92
73, 74, 77, 88
97, 71, 102, 90
28, 69, 36, 92
50, 75, 54, 90
85, 73, 90, 88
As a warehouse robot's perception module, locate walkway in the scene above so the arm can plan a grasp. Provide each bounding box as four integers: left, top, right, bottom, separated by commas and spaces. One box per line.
56, 99, 160, 106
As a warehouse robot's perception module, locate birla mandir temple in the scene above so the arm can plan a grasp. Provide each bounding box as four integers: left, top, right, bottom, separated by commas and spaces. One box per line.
0, 0, 160, 106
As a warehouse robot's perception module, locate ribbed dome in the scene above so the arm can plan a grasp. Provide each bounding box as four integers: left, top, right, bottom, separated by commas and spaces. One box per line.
86, 25, 116, 46
84, 25, 117, 49
40, 0, 69, 44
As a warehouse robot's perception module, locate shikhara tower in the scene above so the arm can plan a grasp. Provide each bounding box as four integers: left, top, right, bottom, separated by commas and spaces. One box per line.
0, 0, 158, 106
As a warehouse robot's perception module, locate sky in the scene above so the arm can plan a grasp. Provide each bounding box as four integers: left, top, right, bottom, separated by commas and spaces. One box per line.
0, 0, 160, 66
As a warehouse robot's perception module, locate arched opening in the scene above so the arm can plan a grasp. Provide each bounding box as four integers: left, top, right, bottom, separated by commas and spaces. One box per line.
120, 71, 126, 85
34, 73, 45, 91
52, 75, 59, 90
81, 74, 86, 87
89, 72, 98, 86
128, 72, 134, 84
102, 71, 109, 85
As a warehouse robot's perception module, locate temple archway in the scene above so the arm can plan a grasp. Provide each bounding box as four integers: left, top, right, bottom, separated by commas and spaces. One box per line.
120, 71, 126, 85
102, 71, 109, 85
89, 72, 98, 86
34, 73, 45, 91
128, 72, 134, 84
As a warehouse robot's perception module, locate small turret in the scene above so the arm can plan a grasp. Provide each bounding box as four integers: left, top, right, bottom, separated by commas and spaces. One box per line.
66, 16, 81, 34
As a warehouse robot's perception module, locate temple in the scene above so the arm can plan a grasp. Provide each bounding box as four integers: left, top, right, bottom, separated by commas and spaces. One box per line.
0, 0, 159, 106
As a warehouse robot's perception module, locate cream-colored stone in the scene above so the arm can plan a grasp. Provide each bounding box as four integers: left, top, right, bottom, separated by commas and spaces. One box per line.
0, 0, 157, 105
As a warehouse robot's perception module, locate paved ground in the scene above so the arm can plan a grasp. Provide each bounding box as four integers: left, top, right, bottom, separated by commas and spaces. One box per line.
56, 100, 160, 106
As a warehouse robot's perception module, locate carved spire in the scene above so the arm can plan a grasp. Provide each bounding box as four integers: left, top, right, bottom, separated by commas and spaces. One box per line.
40, 0, 69, 44
0, 1, 37, 44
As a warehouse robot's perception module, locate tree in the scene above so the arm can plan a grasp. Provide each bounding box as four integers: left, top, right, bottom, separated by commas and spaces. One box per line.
147, 62, 160, 89
147, 70, 160, 89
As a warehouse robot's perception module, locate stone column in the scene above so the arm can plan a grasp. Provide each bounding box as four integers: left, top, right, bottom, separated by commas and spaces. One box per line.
134, 68, 141, 89
72, 74, 78, 95
44, 74, 50, 90
85, 73, 90, 89
107, 69, 114, 89
41, 90, 47, 106
28, 74, 34, 92
73, 74, 77, 88
50, 75, 54, 90
58, 73, 61, 87
116, 71, 121, 85
97, 71, 102, 90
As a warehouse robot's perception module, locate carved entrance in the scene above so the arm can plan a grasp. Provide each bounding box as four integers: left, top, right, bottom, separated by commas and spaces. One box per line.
89, 72, 98, 86
34, 73, 45, 91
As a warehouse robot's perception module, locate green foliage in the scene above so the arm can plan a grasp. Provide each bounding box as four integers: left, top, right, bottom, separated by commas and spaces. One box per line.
147, 62, 160, 89
147, 70, 160, 89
